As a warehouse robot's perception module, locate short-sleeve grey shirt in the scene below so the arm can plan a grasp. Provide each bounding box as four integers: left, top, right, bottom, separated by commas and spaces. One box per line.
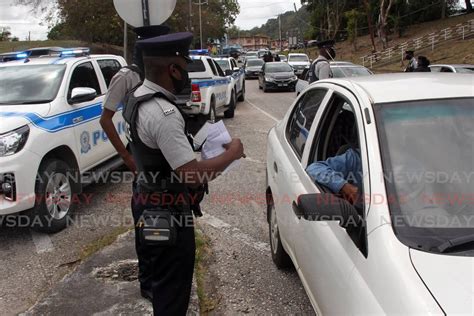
134, 79, 196, 170
314, 56, 333, 80
103, 67, 141, 111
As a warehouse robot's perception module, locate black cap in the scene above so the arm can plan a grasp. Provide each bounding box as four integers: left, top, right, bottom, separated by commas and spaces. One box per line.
134, 25, 171, 39
316, 39, 335, 49
137, 32, 194, 62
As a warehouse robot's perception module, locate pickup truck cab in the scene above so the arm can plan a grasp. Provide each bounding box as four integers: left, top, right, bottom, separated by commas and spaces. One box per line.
214, 57, 246, 102
0, 48, 127, 233
177, 55, 237, 122
288, 53, 311, 75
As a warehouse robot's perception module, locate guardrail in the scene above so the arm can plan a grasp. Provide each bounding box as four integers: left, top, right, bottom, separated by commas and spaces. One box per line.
361, 19, 474, 68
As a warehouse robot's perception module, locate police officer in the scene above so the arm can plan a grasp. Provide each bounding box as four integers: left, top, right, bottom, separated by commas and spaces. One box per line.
100, 25, 170, 173
309, 40, 335, 83
404, 50, 418, 72
124, 32, 244, 315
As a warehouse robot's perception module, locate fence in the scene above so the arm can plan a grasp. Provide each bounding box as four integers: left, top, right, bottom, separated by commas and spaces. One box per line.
360, 19, 474, 68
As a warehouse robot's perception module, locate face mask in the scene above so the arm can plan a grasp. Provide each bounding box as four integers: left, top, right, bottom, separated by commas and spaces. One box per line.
171, 64, 190, 94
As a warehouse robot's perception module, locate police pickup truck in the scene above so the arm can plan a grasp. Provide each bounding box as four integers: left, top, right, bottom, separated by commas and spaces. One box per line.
214, 56, 245, 102
176, 55, 238, 123
0, 48, 127, 233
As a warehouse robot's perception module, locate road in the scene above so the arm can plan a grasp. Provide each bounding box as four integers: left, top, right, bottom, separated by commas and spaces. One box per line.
0, 80, 314, 315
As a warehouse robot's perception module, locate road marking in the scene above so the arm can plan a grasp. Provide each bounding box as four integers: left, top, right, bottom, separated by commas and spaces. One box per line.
245, 99, 279, 123
30, 230, 54, 254
200, 212, 270, 253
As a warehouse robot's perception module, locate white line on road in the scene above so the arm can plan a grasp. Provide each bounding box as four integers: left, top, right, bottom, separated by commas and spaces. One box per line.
245, 99, 279, 123
200, 212, 270, 253
30, 230, 54, 254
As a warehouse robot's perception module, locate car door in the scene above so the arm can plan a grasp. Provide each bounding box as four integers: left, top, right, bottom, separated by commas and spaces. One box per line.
231, 58, 243, 93
68, 60, 107, 170
207, 58, 228, 107
293, 86, 370, 314
272, 88, 330, 255
96, 58, 126, 157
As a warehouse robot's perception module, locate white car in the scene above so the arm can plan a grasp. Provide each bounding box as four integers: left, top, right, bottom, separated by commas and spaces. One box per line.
213, 57, 246, 102
287, 53, 310, 75
295, 62, 373, 96
177, 55, 236, 122
266, 73, 474, 314
0, 48, 127, 233
429, 64, 474, 73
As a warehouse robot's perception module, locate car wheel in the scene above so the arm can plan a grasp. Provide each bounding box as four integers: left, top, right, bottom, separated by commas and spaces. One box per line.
268, 198, 292, 269
224, 90, 236, 118
263, 85, 268, 93
238, 81, 245, 102
29, 159, 77, 233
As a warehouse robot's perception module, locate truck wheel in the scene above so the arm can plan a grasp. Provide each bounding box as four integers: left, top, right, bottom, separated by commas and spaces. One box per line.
199, 98, 216, 126
224, 90, 236, 118
29, 159, 77, 233
268, 198, 292, 269
238, 81, 246, 102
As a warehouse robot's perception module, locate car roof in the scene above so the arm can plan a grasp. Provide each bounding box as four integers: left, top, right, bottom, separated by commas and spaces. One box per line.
289, 53, 308, 56
318, 73, 474, 103
430, 64, 474, 68
0, 54, 121, 67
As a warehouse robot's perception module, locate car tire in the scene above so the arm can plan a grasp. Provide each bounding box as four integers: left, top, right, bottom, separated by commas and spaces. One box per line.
200, 98, 217, 125
238, 81, 245, 102
268, 198, 292, 269
259, 82, 262, 90
224, 90, 236, 118
263, 85, 268, 93
29, 158, 77, 233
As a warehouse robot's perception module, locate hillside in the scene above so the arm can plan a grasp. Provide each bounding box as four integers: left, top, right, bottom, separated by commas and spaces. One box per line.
296, 12, 474, 73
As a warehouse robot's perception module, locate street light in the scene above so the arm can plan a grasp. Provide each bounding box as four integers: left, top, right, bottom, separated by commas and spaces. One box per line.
193, 0, 208, 49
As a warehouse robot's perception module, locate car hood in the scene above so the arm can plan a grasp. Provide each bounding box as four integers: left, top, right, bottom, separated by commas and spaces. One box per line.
288, 61, 310, 66
410, 248, 474, 314
246, 66, 263, 71
0, 103, 51, 134
266, 72, 295, 79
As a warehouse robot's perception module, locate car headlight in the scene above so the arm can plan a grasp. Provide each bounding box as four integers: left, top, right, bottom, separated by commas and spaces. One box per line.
0, 125, 30, 157
291, 75, 298, 81
265, 77, 274, 82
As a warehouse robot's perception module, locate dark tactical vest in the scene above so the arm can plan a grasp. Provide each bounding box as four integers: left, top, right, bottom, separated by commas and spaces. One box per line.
309, 59, 331, 83
123, 87, 205, 216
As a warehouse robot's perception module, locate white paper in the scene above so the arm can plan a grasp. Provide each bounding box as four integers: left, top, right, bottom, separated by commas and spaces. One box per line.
201, 121, 240, 172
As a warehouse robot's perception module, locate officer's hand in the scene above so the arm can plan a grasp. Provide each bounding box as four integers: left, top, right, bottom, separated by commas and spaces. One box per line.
123, 153, 137, 174
340, 183, 359, 205
223, 138, 245, 160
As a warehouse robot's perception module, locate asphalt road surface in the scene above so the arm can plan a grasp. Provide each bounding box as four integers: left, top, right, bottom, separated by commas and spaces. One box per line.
0, 79, 314, 315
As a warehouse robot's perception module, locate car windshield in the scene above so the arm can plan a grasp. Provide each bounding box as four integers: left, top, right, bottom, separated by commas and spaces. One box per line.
0, 64, 66, 105
246, 52, 258, 58
265, 63, 292, 73
455, 67, 474, 73
215, 59, 230, 71
376, 98, 474, 253
289, 55, 309, 62
332, 67, 372, 78
247, 59, 264, 67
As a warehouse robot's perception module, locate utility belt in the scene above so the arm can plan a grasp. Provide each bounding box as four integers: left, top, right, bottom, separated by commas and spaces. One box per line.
135, 180, 207, 247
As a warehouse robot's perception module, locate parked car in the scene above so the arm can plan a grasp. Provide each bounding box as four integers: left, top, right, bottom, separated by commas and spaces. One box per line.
258, 62, 298, 92
266, 73, 474, 315
213, 56, 246, 102
244, 58, 265, 79
287, 53, 311, 75
295, 62, 373, 95
429, 64, 474, 73
0, 48, 127, 232
278, 55, 288, 62
245, 51, 258, 61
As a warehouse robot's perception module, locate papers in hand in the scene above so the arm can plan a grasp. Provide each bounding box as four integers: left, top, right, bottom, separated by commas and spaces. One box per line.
198, 121, 240, 173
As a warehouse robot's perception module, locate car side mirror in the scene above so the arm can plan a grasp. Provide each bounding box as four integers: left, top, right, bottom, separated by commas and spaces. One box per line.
292, 193, 362, 228
225, 69, 233, 76
69, 87, 97, 104
233, 67, 240, 73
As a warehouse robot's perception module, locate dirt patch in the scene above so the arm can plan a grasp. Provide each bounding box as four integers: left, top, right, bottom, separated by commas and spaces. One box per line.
93, 259, 138, 282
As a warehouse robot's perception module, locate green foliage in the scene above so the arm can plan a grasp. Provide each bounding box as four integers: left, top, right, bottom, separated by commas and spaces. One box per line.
0, 26, 12, 42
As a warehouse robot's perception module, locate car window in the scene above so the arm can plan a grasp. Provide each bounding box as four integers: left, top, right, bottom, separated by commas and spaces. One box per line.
231, 59, 237, 68
440, 67, 453, 73
97, 59, 122, 87
430, 66, 442, 72
187, 60, 206, 72
68, 61, 101, 99
207, 58, 218, 76
286, 89, 328, 159
213, 60, 225, 77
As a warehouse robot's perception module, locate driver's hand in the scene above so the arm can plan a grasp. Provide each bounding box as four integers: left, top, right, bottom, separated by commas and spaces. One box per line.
340, 183, 359, 205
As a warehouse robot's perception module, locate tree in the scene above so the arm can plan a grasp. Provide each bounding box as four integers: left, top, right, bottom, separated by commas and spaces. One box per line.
377, 0, 394, 49
0, 26, 12, 41
345, 9, 363, 51
362, 0, 377, 52
466, 0, 473, 13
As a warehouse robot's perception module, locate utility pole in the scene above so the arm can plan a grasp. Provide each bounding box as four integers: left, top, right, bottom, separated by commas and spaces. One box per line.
293, 2, 307, 54
188, 0, 193, 32
194, 0, 208, 49
279, 15, 282, 51
123, 21, 128, 61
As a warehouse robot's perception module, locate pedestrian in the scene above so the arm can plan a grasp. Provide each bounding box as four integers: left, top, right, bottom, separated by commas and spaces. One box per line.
123, 32, 245, 315
414, 56, 431, 72
100, 25, 170, 303
100, 25, 170, 173
309, 39, 335, 83
263, 51, 273, 63
274, 54, 281, 62
404, 50, 418, 72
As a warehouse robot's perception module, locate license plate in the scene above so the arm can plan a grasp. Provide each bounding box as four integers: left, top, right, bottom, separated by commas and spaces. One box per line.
278, 84, 287, 87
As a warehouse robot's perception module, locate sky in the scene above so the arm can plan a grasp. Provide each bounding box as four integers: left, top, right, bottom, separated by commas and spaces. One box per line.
0, 0, 467, 41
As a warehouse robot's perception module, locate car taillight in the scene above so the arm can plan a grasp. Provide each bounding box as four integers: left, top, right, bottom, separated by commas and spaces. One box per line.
191, 84, 201, 102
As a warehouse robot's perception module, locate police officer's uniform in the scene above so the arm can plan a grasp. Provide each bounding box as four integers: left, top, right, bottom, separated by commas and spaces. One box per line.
309, 40, 335, 83
405, 51, 418, 72
123, 32, 203, 315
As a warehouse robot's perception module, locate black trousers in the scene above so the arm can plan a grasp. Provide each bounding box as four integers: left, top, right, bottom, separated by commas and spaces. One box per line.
131, 190, 196, 316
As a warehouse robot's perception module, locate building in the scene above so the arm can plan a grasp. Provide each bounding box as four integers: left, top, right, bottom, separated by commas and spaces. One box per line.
228, 36, 270, 51
270, 39, 289, 51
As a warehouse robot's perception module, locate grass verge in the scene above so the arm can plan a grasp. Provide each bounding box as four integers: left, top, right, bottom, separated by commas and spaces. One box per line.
80, 226, 131, 261
195, 227, 218, 313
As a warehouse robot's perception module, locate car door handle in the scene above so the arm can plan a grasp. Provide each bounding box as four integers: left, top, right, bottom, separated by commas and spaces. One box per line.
273, 162, 278, 173
73, 116, 84, 123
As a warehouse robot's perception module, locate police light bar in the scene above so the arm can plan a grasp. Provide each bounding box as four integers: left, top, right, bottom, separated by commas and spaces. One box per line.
189, 49, 209, 56
60, 47, 90, 57
0, 51, 29, 62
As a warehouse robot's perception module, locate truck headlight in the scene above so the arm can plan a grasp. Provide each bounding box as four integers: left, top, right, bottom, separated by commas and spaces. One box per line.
0, 125, 30, 157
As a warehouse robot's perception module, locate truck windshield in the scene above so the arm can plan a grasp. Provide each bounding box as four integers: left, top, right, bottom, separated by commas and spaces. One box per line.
375, 98, 474, 253
0, 64, 66, 105
246, 59, 264, 67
